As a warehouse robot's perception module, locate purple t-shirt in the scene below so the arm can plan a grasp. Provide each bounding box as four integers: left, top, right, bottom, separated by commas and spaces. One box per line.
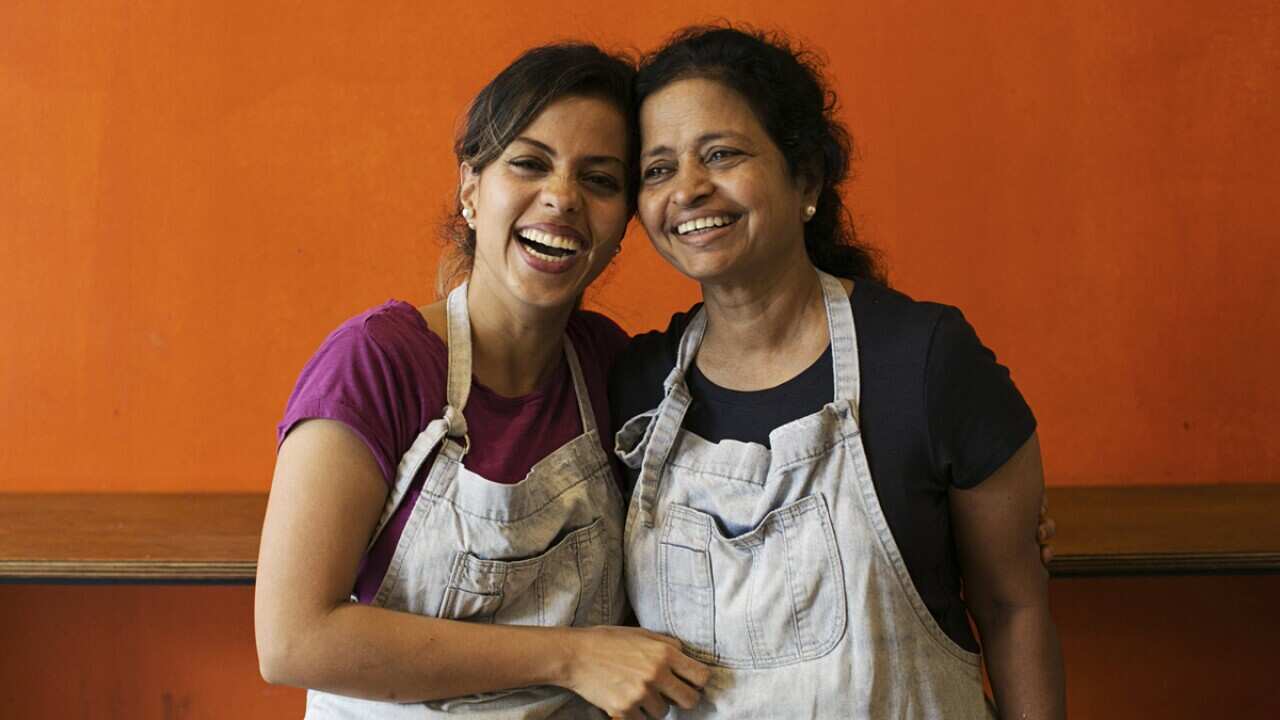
277, 300, 631, 603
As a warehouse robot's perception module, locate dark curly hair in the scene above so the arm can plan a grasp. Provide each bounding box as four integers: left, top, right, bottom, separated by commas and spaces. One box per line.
439, 42, 638, 294
635, 25, 885, 283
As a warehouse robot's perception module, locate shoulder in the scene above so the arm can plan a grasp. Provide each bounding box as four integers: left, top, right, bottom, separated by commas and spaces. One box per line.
279, 300, 446, 484
566, 309, 631, 370
289, 299, 446, 399
850, 278, 959, 367
310, 300, 443, 379
343, 300, 443, 360
852, 278, 1015, 399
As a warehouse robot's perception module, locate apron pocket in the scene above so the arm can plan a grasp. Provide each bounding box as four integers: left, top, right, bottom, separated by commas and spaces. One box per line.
438, 518, 608, 628
658, 542, 715, 656
614, 410, 658, 470
437, 585, 501, 624
659, 494, 847, 669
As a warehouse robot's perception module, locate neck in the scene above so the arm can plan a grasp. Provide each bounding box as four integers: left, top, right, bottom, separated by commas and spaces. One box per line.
464, 278, 573, 398
696, 251, 830, 391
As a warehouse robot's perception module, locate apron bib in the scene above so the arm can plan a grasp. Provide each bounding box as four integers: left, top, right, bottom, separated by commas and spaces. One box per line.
307, 282, 624, 719
618, 271, 994, 719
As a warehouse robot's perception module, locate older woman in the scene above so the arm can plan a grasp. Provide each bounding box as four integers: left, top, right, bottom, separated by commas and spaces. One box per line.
612, 27, 1066, 719
256, 44, 709, 719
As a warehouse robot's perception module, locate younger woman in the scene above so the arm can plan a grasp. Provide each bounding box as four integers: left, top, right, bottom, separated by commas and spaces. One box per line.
255, 44, 709, 719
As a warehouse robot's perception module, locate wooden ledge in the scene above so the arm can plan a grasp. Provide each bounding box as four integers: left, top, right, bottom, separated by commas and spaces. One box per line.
0, 494, 264, 582
1, 486, 1278, 582
1045, 484, 1280, 577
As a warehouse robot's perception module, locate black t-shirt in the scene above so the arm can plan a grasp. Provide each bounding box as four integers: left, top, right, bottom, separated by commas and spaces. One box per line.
608, 278, 1036, 652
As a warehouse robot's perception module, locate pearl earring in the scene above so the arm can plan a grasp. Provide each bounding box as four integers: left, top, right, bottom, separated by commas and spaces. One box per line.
461, 206, 475, 229
804, 205, 817, 220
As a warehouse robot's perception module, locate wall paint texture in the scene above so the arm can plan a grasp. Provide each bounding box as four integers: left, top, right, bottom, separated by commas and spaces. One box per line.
2, 1, 1277, 717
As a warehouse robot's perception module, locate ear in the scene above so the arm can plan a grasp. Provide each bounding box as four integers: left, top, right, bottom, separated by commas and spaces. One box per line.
458, 161, 480, 215
795, 156, 824, 210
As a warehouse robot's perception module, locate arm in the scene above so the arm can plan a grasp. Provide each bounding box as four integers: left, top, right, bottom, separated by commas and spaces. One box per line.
950, 432, 1066, 720
254, 419, 709, 716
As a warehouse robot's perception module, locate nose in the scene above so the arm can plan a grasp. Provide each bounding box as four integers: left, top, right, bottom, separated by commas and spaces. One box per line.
540, 171, 582, 214
670, 163, 712, 208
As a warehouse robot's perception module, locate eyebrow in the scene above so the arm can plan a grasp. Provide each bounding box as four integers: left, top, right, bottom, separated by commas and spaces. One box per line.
642, 131, 748, 159
511, 136, 624, 167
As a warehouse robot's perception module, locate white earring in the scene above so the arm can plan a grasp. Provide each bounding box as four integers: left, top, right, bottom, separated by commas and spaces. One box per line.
461, 206, 475, 229
804, 205, 817, 220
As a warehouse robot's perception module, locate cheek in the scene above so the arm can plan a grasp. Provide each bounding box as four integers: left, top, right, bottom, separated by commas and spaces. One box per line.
636, 191, 665, 237
478, 177, 523, 224
588, 202, 630, 248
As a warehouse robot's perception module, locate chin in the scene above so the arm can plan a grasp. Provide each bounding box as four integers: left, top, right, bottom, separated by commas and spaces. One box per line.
509, 275, 588, 311
663, 250, 743, 286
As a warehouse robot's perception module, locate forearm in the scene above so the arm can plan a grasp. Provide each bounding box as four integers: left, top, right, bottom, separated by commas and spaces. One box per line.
259, 601, 575, 703
972, 601, 1065, 720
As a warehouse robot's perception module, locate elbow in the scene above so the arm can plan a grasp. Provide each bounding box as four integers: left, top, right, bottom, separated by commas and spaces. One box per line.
967, 591, 1052, 634
256, 631, 298, 686
256, 617, 312, 687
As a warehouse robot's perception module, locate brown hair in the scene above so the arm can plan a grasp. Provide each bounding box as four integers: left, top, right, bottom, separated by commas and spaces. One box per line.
438, 42, 638, 294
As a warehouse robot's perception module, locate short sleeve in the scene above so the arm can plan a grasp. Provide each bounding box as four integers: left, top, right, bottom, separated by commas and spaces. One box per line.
925, 307, 1036, 489
276, 309, 438, 488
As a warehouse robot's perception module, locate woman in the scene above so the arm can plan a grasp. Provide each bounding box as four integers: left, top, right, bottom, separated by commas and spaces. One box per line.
255, 44, 709, 719
611, 27, 1066, 719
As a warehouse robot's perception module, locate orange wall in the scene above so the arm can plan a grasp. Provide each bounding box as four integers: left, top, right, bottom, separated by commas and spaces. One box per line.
2, 1, 1277, 717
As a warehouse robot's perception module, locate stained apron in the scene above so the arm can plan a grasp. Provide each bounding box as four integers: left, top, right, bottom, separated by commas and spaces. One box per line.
617, 271, 995, 719
306, 282, 624, 719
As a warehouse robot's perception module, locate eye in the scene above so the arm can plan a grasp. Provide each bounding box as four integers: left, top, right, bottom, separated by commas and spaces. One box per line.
508, 157, 548, 173
583, 173, 622, 193
642, 164, 673, 183
706, 147, 741, 163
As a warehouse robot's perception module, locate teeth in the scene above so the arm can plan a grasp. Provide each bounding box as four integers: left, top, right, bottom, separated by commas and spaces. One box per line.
676, 215, 735, 235
520, 228, 582, 253
523, 244, 571, 263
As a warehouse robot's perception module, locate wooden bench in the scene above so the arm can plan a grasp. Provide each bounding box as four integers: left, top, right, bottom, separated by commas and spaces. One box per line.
2, 486, 1278, 582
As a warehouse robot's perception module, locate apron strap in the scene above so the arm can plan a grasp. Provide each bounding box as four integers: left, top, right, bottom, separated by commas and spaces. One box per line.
366, 281, 474, 550
817, 270, 861, 418
633, 310, 708, 527
563, 337, 597, 436
442, 281, 474, 439
366, 416, 454, 549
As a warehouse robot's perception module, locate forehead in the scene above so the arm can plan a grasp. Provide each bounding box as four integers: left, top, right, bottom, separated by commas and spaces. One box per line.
639, 77, 765, 148
517, 94, 629, 158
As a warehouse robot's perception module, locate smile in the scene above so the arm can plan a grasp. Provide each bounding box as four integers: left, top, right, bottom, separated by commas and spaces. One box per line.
516, 228, 583, 263
673, 214, 739, 236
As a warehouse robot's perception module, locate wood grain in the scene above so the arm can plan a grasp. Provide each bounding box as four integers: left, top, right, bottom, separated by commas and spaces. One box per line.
1045, 484, 1280, 576
0, 494, 265, 581
2, 487, 1278, 581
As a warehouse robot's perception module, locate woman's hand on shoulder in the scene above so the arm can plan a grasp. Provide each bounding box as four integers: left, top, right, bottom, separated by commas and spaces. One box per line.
1037, 492, 1057, 565
557, 625, 711, 719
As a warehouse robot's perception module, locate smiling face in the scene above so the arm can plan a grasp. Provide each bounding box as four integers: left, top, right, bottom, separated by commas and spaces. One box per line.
460, 94, 630, 311
638, 77, 818, 286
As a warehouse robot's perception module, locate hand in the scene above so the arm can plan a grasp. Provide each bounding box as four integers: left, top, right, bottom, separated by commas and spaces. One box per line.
1037, 492, 1057, 566
561, 625, 710, 719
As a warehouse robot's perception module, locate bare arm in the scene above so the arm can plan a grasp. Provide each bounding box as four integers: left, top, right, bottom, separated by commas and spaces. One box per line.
254, 419, 709, 715
950, 433, 1066, 720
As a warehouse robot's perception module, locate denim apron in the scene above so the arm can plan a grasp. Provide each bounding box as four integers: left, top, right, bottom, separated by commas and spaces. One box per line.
306, 282, 624, 719
617, 271, 994, 719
